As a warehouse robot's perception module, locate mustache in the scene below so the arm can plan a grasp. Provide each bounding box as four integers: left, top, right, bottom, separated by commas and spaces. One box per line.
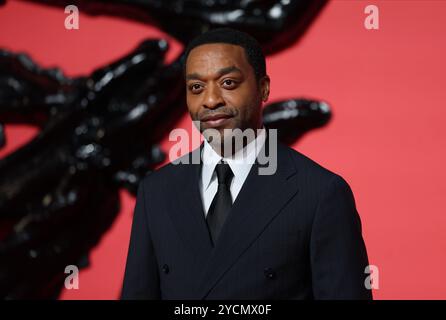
198, 109, 236, 120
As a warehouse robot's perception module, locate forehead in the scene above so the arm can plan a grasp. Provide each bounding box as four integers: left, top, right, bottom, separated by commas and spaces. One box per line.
186, 43, 250, 75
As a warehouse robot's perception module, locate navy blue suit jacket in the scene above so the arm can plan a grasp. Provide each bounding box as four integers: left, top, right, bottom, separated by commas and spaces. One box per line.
121, 138, 372, 300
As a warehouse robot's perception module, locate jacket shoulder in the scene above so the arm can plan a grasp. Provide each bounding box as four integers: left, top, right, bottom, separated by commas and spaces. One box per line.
139, 149, 197, 190
282, 144, 350, 188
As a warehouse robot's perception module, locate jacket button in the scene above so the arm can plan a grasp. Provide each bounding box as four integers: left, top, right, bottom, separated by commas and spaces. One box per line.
264, 268, 276, 279
162, 264, 169, 274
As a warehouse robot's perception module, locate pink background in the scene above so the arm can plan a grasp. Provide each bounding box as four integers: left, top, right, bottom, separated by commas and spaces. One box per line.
1, 0, 445, 299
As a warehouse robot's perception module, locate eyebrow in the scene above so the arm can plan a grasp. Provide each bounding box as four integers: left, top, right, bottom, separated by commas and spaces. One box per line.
186, 66, 242, 81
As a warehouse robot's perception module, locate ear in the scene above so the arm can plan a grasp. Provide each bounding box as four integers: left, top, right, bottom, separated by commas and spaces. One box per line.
260, 75, 270, 102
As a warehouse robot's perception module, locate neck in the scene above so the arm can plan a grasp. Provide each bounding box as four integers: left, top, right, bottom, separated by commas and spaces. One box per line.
207, 125, 264, 158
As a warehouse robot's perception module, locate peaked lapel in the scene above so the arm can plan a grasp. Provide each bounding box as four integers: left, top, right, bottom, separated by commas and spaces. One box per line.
195, 132, 300, 299
166, 143, 214, 258
166, 132, 300, 299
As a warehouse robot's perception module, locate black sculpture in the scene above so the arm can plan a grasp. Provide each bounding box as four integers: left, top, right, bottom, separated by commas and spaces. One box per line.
23, 0, 328, 54
0, 0, 330, 299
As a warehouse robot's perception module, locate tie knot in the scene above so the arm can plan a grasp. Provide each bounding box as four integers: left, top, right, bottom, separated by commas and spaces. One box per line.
215, 161, 233, 186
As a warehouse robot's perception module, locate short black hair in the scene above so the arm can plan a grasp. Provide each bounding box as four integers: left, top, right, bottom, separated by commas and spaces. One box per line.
182, 28, 266, 82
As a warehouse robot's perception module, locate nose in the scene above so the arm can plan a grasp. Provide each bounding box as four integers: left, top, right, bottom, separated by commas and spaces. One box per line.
202, 83, 225, 110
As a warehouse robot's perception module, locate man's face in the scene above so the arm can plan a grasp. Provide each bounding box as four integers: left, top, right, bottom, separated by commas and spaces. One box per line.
185, 43, 269, 144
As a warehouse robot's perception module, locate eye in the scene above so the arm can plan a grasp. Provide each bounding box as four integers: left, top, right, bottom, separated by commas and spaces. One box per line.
222, 79, 237, 88
189, 83, 203, 93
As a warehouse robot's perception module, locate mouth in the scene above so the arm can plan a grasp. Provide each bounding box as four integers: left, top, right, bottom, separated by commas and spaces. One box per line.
200, 114, 234, 128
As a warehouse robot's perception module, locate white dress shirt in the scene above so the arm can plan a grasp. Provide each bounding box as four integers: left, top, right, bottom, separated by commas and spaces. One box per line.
199, 127, 267, 217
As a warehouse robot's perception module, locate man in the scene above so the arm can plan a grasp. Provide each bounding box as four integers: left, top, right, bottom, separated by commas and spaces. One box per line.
121, 28, 372, 300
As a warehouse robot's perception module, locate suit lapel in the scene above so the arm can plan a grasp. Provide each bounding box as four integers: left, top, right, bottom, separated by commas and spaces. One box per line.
167, 143, 214, 257
195, 137, 300, 299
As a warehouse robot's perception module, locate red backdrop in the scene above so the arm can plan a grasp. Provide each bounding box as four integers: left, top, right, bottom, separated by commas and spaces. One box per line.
1, 0, 445, 299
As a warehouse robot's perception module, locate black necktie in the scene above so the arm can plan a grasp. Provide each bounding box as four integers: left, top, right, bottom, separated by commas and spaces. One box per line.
206, 160, 234, 246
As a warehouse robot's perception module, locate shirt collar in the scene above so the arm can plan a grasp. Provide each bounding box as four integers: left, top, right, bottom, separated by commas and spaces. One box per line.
201, 126, 267, 192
